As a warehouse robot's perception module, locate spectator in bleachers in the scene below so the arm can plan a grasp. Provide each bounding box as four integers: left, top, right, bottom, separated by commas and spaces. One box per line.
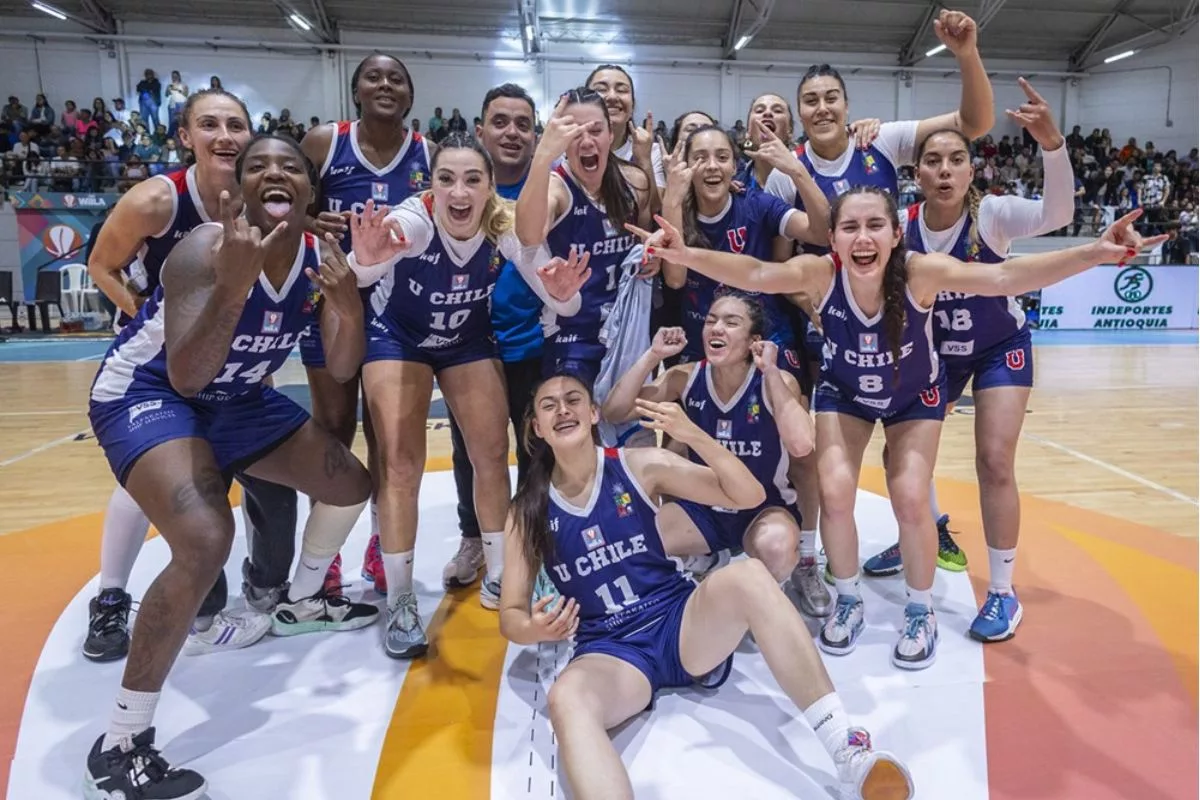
166, 71, 188, 136
1119, 136, 1141, 164
92, 97, 107, 119
21, 151, 47, 191
61, 100, 78, 130
428, 107, 445, 142
1066, 124, 1085, 150
257, 112, 275, 134
447, 107, 467, 134
74, 109, 99, 140
118, 153, 147, 192
3, 96, 27, 130
209, 75, 222, 89
112, 97, 129, 124
136, 69, 162, 127
29, 94, 54, 134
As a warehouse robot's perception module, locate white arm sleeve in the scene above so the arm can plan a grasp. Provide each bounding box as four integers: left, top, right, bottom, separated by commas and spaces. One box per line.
873, 120, 921, 168
350, 195, 435, 287
500, 231, 583, 317
978, 143, 1076, 254
765, 168, 799, 205
650, 141, 667, 190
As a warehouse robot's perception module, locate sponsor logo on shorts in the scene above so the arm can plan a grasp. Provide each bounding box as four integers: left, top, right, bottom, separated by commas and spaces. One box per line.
940, 340, 974, 356
920, 386, 942, 408
128, 399, 162, 423
853, 396, 891, 410
1005, 348, 1026, 371
417, 333, 461, 349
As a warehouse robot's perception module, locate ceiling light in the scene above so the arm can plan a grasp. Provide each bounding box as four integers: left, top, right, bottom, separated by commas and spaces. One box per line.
289, 12, 312, 31
31, 1, 67, 20
734, 35, 751, 51
925, 44, 947, 57
1104, 50, 1136, 64
524, 24, 534, 40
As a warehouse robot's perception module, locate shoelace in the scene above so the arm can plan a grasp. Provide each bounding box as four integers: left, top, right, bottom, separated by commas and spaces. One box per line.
391, 597, 421, 633
979, 592, 1006, 621
833, 596, 859, 626
91, 596, 131, 636
902, 609, 932, 641
937, 520, 962, 554
110, 740, 170, 783
876, 543, 901, 561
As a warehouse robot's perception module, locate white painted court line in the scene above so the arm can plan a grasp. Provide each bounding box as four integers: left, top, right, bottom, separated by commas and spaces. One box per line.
1023, 431, 1199, 506
0, 410, 86, 417
0, 428, 89, 468
74, 354, 104, 362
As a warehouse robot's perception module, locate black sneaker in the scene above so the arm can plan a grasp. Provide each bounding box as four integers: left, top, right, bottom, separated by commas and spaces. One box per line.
83, 727, 207, 800
83, 588, 132, 663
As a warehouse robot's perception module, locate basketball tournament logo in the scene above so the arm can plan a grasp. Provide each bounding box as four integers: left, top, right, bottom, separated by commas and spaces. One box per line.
261, 310, 283, 334
717, 419, 733, 439
452, 273, 470, 291
371, 181, 389, 203
746, 393, 761, 423
859, 333, 879, 354
613, 483, 634, 518
581, 525, 606, 551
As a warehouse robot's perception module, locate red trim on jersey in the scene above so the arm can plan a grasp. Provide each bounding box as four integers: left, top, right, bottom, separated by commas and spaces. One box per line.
907, 203, 922, 225
831, 252, 844, 271
335, 120, 353, 137
411, 130, 424, 144
794, 143, 806, 158
421, 192, 435, 217
303, 231, 315, 251
603, 447, 620, 460
165, 167, 189, 195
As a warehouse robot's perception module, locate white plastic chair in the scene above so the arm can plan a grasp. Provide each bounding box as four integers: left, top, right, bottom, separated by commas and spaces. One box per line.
59, 264, 93, 316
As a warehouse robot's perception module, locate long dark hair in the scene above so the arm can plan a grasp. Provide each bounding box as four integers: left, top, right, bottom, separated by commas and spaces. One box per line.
916, 128, 982, 251
830, 186, 907, 378
709, 287, 769, 349
669, 109, 715, 151
350, 53, 413, 117
562, 86, 637, 233
799, 63, 849, 102
585, 63, 635, 108
680, 125, 737, 248
511, 372, 602, 572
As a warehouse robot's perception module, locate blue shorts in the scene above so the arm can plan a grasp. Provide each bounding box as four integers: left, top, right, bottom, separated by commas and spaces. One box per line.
943, 327, 1034, 404
542, 349, 601, 390
364, 318, 497, 372
675, 499, 803, 555
572, 585, 733, 695
813, 372, 948, 427
89, 384, 309, 485
299, 288, 374, 369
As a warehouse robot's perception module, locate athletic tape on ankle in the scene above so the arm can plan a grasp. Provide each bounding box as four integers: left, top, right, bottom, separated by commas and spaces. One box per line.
302, 500, 367, 558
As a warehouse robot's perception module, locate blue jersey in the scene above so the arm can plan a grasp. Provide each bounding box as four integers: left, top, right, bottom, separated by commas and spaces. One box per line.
543, 164, 638, 359
903, 203, 1026, 360
369, 194, 501, 352
489, 177, 542, 362
790, 140, 901, 256
544, 447, 694, 643
816, 255, 939, 414
680, 362, 795, 508
118, 166, 211, 328
684, 192, 797, 359
319, 121, 431, 216
92, 229, 321, 405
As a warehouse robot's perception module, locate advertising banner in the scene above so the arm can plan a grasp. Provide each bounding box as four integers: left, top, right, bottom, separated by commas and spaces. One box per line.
1037, 265, 1198, 331
9, 192, 118, 301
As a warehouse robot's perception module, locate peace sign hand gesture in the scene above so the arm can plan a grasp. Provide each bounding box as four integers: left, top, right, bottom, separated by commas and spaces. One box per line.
1005, 78, 1064, 152
663, 134, 695, 205
537, 247, 592, 303
626, 214, 688, 264
213, 190, 289, 296
1091, 209, 1169, 265
309, 233, 363, 320
746, 119, 805, 179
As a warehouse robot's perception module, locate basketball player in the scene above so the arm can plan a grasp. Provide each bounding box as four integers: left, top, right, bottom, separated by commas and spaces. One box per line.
863, 80, 1075, 642
667, 110, 715, 152
346, 134, 588, 658
83, 89, 298, 663
498, 374, 914, 800
628, 195, 1165, 670
442, 84, 545, 594
515, 88, 652, 389
766, 9, 996, 573
602, 293, 815, 591
83, 135, 381, 800
586, 64, 666, 193
299, 52, 430, 595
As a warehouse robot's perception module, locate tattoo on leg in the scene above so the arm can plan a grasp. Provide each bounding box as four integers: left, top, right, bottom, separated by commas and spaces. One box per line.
171, 467, 228, 515
323, 438, 351, 479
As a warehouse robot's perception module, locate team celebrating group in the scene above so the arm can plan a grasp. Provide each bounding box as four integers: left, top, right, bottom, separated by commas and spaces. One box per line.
77, 8, 1166, 800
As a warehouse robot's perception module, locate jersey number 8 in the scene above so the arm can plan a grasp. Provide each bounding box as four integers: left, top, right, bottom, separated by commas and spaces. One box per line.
858, 374, 884, 394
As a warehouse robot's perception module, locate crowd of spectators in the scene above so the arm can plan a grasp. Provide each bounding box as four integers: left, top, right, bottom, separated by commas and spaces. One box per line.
1, 73, 1196, 256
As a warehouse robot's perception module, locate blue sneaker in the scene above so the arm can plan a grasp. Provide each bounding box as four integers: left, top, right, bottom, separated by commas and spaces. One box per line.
863, 542, 902, 577
969, 590, 1023, 642
892, 603, 938, 670
818, 595, 865, 656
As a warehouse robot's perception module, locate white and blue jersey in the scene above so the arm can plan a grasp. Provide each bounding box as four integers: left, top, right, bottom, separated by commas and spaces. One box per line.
301, 121, 432, 368
543, 164, 639, 383
904, 202, 1034, 402
365, 194, 505, 371
89, 229, 320, 481
116, 166, 211, 329
681, 192, 801, 369
544, 447, 727, 693
813, 255, 946, 425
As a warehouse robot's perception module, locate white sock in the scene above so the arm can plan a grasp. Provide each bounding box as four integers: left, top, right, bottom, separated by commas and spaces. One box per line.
798, 529, 817, 561
288, 550, 336, 600
929, 480, 942, 522
102, 688, 159, 751
802, 692, 851, 761
905, 585, 933, 609
370, 502, 379, 537
832, 573, 861, 599
988, 547, 1017, 594
384, 550, 414, 608
480, 531, 504, 583
99, 486, 151, 590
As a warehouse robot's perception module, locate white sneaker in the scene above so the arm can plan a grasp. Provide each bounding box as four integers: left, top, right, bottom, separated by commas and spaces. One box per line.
271, 592, 379, 637
479, 575, 501, 610
679, 549, 730, 579
442, 537, 485, 589
835, 728, 914, 800
183, 609, 271, 656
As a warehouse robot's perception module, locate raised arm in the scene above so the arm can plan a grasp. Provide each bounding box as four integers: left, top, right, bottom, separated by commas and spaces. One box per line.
163, 194, 288, 397
312, 235, 365, 383
601, 327, 692, 422
914, 10, 995, 144
627, 399, 766, 510
87, 176, 175, 318
658, 135, 694, 290
515, 96, 580, 246
910, 208, 1168, 300
628, 214, 830, 297
746, 120, 830, 246
752, 341, 813, 457
299, 122, 349, 242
